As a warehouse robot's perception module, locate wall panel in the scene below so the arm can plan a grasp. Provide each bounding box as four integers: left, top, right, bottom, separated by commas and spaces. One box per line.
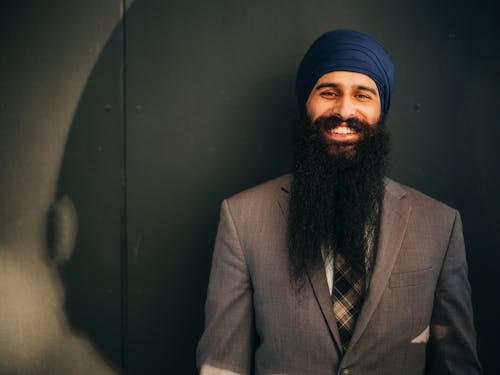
124, 0, 499, 374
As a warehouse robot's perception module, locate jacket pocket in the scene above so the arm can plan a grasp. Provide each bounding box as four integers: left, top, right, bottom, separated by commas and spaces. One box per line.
389, 267, 434, 288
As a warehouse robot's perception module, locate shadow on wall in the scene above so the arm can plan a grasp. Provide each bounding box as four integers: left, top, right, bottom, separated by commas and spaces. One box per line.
0, 2, 128, 374
41, 0, 296, 374
0, 0, 296, 372
53, 12, 126, 371
0, 0, 300, 371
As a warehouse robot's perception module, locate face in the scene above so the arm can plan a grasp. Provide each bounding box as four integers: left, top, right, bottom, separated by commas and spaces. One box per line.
305, 71, 382, 144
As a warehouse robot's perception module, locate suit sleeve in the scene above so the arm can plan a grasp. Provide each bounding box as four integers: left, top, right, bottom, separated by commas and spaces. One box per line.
196, 199, 254, 375
427, 210, 482, 374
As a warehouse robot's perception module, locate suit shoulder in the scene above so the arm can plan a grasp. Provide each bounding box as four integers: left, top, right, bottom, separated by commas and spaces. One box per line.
226, 174, 291, 206
386, 178, 459, 220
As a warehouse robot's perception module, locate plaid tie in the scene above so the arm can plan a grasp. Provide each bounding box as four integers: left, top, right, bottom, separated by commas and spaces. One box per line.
333, 252, 365, 351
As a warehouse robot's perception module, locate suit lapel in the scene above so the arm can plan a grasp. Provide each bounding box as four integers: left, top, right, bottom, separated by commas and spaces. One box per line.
306, 263, 344, 352
346, 179, 411, 352
277, 176, 344, 353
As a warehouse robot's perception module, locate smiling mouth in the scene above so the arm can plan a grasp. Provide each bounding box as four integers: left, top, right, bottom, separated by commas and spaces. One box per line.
323, 125, 360, 141
327, 126, 357, 135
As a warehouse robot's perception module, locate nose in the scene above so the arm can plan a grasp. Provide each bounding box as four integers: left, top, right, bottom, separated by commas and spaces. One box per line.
332, 96, 356, 120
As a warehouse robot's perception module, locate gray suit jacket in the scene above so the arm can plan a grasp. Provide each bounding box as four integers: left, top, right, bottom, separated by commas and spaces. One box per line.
197, 175, 481, 375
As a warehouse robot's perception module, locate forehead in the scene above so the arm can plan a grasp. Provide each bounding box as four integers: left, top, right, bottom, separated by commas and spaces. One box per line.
314, 71, 379, 94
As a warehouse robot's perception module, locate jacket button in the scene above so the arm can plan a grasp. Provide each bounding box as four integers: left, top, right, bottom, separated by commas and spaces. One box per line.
340, 368, 351, 375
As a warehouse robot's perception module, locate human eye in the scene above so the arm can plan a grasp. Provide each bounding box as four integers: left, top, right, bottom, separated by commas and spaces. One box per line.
355, 92, 372, 100
320, 90, 338, 98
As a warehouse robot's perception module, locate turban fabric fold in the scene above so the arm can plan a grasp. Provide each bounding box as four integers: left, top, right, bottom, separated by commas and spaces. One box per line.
296, 29, 396, 114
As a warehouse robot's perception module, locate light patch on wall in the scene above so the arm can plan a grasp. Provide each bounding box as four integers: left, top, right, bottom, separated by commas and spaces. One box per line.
0, 249, 118, 374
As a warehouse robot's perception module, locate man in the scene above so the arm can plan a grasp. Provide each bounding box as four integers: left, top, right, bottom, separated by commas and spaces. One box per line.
196, 30, 481, 375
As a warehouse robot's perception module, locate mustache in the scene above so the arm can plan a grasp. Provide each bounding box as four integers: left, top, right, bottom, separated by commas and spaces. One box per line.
313, 115, 371, 133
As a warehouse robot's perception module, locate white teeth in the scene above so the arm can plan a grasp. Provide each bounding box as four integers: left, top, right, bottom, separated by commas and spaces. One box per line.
330, 126, 355, 134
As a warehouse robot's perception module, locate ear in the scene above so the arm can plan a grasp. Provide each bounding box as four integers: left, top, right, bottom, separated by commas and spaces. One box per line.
47, 195, 78, 265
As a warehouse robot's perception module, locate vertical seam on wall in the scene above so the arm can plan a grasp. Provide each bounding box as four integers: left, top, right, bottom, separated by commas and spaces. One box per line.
120, 0, 129, 372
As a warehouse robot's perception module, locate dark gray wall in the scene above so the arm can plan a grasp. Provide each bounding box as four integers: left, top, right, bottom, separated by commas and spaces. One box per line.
0, 0, 498, 374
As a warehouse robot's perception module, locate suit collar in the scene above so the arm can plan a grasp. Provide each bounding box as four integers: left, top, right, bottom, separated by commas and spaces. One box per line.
276, 174, 292, 219
277, 175, 407, 204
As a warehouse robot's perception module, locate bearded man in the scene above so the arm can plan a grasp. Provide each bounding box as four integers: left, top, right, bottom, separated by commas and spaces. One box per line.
196, 30, 481, 375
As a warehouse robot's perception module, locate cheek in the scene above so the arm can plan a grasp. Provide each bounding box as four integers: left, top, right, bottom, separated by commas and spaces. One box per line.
365, 104, 382, 124
306, 99, 328, 121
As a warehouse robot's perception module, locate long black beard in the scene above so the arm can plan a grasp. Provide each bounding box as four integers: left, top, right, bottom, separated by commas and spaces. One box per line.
287, 115, 390, 288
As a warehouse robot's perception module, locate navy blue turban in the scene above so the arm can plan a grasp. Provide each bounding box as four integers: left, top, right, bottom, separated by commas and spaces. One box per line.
296, 29, 396, 114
